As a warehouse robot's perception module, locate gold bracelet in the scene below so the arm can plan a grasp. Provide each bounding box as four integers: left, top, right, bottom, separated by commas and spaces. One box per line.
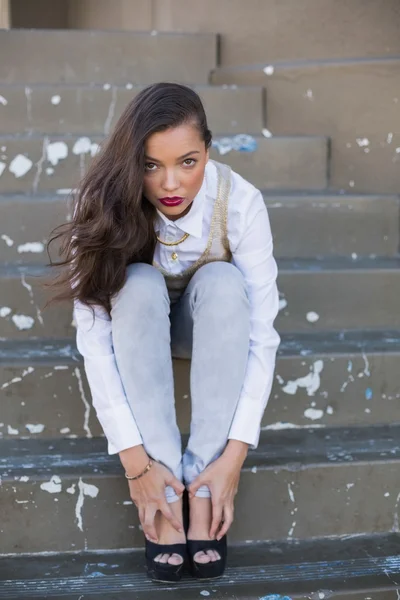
125, 460, 153, 481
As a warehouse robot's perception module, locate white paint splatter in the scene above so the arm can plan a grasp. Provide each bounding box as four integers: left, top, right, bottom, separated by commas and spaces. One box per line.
7, 425, 19, 435
305, 89, 314, 100
251, 466, 257, 474
392, 491, 400, 533
288, 483, 295, 503
263, 65, 275, 75
282, 360, 324, 396
46, 167, 54, 175
54, 366, 69, 370
90, 142, 100, 157
1, 234, 13, 247
346, 483, 355, 491
103, 83, 111, 90
326, 406, 334, 415
74, 368, 92, 438
33, 135, 49, 193
304, 408, 324, 421
17, 242, 45, 254
9, 155, 33, 178
356, 138, 370, 147
385, 492, 390, 497
56, 188, 76, 195
46, 141, 68, 166
75, 478, 99, 531
15, 500, 29, 504
25, 86, 32, 123
349, 181, 355, 188
126, 83, 133, 90
21, 273, 44, 326
123, 500, 133, 505
40, 475, 62, 494
200, 592, 210, 597
0, 95, 8, 105
0, 161, 6, 177
319, 593, 325, 599
362, 352, 370, 377
104, 87, 117, 135
12, 314, 35, 330
262, 128, 273, 138
352, 252, 358, 260
22, 367, 34, 377
19, 476, 30, 482
288, 520, 297, 537
51, 95, 61, 105
72, 137, 92, 155
279, 298, 288, 311
306, 311, 320, 323
67, 484, 76, 495
25, 423, 45, 434
60, 427, 71, 434
396, 147, 400, 154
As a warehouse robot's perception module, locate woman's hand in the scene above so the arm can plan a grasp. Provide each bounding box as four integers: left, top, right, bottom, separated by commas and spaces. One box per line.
120, 445, 185, 543
187, 440, 248, 540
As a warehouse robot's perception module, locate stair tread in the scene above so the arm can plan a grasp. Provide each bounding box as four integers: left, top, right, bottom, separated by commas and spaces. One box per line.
0, 534, 399, 599
1, 424, 400, 477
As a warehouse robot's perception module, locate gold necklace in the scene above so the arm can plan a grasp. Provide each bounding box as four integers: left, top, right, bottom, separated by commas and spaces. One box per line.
156, 232, 190, 247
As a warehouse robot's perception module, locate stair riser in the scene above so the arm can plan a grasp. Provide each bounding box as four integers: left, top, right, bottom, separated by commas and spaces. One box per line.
0, 135, 328, 193
0, 30, 216, 85
1, 195, 398, 265
0, 85, 264, 136
1, 460, 398, 554
1, 351, 399, 440
1, 266, 399, 339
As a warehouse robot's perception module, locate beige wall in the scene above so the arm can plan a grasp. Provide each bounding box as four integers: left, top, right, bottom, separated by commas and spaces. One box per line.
9, 0, 400, 65
0, 0, 9, 28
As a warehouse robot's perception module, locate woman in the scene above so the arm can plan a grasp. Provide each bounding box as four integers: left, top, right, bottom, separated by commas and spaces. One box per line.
49, 82, 280, 583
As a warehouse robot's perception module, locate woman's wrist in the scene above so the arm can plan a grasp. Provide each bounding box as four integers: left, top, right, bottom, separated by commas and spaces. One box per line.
224, 439, 249, 462
119, 444, 150, 476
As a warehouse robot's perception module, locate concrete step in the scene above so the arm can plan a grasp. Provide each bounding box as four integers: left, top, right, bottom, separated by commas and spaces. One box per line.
212, 58, 400, 194
0, 425, 399, 553
0, 29, 217, 85
1, 331, 400, 440
1, 534, 399, 599
1, 259, 399, 340
0, 83, 265, 136
0, 134, 328, 193
2, 193, 398, 266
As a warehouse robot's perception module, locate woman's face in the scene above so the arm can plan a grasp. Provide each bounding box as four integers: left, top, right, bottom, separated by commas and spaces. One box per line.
143, 122, 209, 221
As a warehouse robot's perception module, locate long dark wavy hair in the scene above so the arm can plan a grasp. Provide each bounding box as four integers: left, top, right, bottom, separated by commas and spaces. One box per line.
47, 82, 212, 315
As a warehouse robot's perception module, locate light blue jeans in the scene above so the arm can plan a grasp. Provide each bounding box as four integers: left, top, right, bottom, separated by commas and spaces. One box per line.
111, 262, 250, 503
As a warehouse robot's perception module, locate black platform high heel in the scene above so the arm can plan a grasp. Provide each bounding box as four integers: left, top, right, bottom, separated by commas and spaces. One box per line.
187, 536, 227, 580
145, 539, 187, 583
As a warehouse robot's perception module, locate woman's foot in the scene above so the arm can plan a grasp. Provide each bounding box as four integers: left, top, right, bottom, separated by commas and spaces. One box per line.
153, 497, 186, 566
187, 496, 221, 564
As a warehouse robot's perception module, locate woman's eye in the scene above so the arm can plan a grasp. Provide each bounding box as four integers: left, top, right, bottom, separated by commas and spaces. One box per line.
183, 158, 196, 166
145, 163, 157, 171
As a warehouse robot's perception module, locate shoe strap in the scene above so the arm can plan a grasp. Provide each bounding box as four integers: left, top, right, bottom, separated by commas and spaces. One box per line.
187, 536, 227, 558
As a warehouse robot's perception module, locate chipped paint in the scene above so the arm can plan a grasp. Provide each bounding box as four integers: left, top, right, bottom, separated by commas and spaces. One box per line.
1, 366, 34, 389
60, 427, 71, 434
282, 360, 324, 396
72, 137, 93, 155
19, 476, 29, 482
74, 367, 92, 438
0, 95, 8, 105
304, 408, 324, 421
1, 234, 14, 247
67, 484, 76, 495
46, 167, 54, 175
212, 134, 257, 155
9, 154, 33, 178
306, 311, 320, 323
262, 128, 272, 138
25, 423, 45, 434
263, 65, 275, 75
40, 475, 62, 494
21, 273, 44, 326
17, 242, 45, 254
46, 141, 68, 166
75, 478, 99, 532
11, 314, 35, 330
7, 425, 19, 435
51, 95, 61, 105
356, 138, 370, 147
0, 307, 12, 317
288, 483, 295, 503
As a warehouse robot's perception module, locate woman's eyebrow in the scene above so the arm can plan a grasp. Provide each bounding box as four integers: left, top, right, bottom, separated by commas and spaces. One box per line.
144, 150, 201, 163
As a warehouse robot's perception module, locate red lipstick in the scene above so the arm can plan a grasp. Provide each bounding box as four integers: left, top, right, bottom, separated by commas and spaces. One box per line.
159, 196, 185, 207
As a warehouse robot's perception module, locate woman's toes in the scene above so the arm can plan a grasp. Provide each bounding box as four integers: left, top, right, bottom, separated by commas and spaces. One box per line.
194, 550, 211, 564
168, 553, 184, 566
206, 549, 221, 562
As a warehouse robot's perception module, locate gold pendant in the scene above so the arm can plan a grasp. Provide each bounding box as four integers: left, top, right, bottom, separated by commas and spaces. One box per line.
171, 252, 178, 261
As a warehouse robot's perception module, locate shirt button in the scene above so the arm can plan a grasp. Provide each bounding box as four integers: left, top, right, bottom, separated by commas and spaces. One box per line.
171, 252, 178, 261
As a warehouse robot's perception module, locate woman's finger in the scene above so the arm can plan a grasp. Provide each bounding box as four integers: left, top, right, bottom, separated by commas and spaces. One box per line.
217, 504, 234, 539
209, 500, 223, 539
167, 475, 185, 497
143, 505, 158, 543
160, 502, 184, 533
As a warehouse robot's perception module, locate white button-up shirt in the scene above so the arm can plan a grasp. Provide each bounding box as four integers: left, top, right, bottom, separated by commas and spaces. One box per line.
74, 160, 280, 454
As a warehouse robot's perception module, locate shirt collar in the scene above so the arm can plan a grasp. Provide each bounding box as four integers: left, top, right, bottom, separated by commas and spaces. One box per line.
154, 168, 208, 239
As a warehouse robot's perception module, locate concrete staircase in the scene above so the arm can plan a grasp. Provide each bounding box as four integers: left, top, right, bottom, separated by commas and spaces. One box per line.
0, 28, 399, 599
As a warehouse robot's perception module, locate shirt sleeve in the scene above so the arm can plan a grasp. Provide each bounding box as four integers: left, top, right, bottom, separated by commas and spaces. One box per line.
228, 186, 280, 448
73, 299, 143, 454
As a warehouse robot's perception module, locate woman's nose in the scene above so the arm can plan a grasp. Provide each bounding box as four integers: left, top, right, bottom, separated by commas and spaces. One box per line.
162, 170, 180, 191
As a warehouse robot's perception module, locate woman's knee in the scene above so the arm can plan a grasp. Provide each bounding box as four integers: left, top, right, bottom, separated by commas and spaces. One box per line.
190, 262, 249, 313
111, 263, 168, 311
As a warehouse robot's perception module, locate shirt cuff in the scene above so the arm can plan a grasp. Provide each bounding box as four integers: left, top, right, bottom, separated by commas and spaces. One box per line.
94, 403, 143, 455
228, 394, 266, 449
